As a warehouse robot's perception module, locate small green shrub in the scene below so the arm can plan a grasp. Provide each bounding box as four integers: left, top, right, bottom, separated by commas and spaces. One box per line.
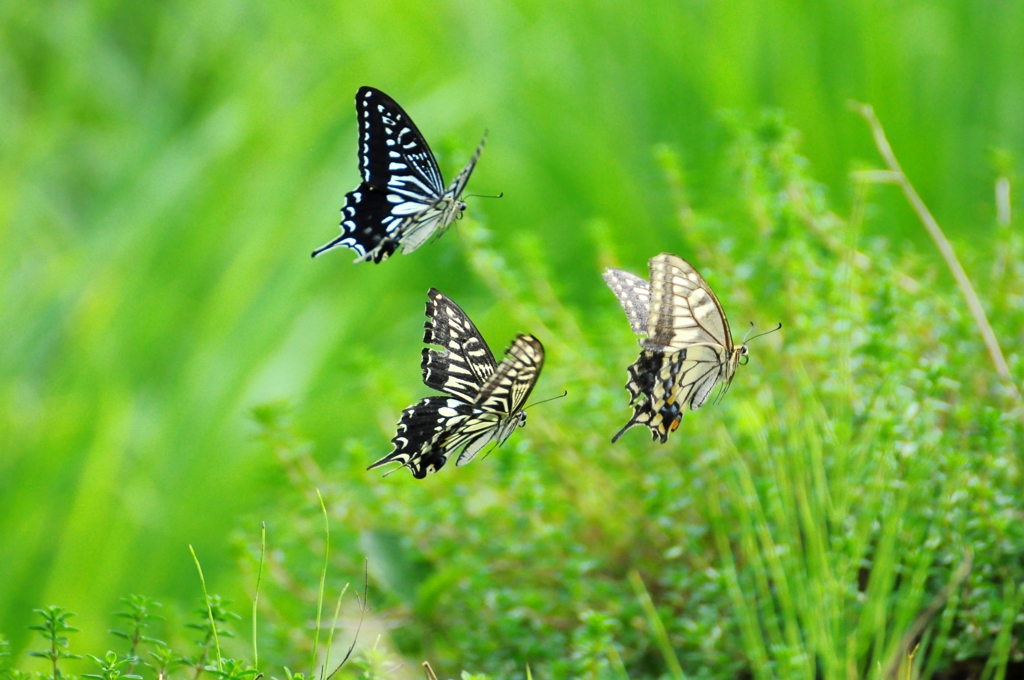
1, 595, 411, 680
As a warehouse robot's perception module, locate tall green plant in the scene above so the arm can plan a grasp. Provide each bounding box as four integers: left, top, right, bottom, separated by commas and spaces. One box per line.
27, 607, 82, 680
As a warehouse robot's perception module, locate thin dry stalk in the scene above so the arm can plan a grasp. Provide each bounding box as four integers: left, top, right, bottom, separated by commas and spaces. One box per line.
850, 101, 1021, 403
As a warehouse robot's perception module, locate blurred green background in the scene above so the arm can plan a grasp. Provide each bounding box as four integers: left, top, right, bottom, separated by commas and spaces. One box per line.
1, 0, 1022, 665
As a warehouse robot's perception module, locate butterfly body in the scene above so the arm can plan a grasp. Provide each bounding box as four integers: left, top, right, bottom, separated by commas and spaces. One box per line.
313, 87, 485, 264
369, 289, 544, 478
604, 253, 748, 443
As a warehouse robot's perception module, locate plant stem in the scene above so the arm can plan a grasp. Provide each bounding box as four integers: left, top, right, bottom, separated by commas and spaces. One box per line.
253, 522, 266, 672
51, 623, 59, 680
189, 545, 223, 674
850, 101, 1021, 403
311, 490, 330, 680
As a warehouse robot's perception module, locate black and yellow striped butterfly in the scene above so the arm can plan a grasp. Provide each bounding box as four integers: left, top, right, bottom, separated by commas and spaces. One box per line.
603, 253, 764, 443
369, 289, 544, 478
312, 87, 486, 264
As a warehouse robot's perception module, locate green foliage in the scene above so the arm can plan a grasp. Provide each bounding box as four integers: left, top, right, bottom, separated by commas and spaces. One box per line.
83, 651, 142, 680
2, 0, 1023, 675
145, 645, 181, 680
345, 641, 396, 680
0, 593, 394, 680
242, 113, 1024, 679
207, 658, 259, 680
3, 1, 1024, 645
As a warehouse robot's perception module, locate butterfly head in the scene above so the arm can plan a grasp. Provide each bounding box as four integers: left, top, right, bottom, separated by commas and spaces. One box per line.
735, 322, 782, 369
435, 197, 467, 228
496, 411, 527, 445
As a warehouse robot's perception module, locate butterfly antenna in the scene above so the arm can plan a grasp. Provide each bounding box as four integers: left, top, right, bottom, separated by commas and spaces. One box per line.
745, 322, 783, 344
524, 390, 569, 410
380, 464, 404, 479
463, 192, 504, 200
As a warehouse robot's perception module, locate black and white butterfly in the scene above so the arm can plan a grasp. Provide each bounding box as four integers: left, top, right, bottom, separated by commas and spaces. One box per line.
368, 289, 545, 478
311, 87, 486, 264
603, 253, 773, 443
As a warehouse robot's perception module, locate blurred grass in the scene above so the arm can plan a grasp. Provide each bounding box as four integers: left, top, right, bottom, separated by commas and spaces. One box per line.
1, 0, 1023, 671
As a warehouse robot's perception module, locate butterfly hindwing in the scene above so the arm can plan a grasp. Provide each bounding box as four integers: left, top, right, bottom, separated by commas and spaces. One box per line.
368, 397, 476, 479
611, 346, 726, 443
312, 87, 485, 264
311, 183, 398, 261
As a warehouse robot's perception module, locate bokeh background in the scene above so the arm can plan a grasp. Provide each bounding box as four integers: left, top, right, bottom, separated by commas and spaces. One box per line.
2, 0, 1023, 674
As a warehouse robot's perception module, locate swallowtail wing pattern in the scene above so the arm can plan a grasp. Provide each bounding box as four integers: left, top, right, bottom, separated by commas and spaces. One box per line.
368, 289, 545, 478
603, 253, 748, 443
312, 87, 486, 264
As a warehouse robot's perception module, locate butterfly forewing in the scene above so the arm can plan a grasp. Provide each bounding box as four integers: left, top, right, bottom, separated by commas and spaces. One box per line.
421, 288, 497, 403
647, 254, 732, 351
475, 334, 545, 414
312, 87, 485, 263
356, 88, 441, 188
602, 268, 651, 335
455, 335, 544, 467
